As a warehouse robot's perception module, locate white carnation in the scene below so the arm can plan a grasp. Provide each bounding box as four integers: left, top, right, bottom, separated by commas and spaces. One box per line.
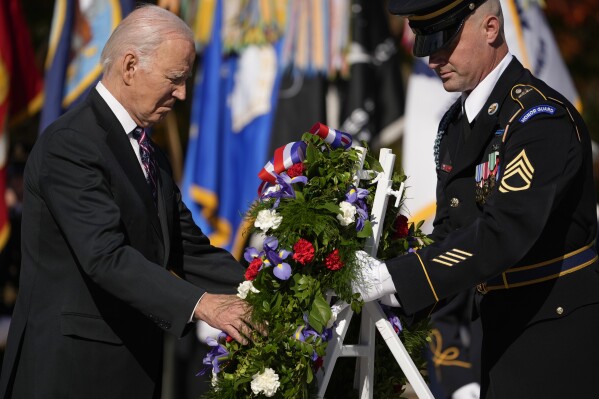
250, 368, 280, 397
237, 281, 260, 299
254, 209, 283, 232
336, 201, 356, 226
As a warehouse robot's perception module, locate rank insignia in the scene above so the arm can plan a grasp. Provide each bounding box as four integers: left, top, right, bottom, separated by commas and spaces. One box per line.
499, 149, 534, 192
432, 249, 473, 267
475, 151, 500, 204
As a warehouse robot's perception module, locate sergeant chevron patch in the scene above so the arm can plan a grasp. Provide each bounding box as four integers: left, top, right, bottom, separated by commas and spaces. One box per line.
432, 249, 473, 266
499, 149, 534, 193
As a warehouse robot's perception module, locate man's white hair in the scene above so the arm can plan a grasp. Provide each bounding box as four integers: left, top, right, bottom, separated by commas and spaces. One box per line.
100, 4, 194, 76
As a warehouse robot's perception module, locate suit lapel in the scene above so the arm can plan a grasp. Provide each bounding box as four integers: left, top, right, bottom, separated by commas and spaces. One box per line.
447, 58, 524, 181
88, 90, 164, 242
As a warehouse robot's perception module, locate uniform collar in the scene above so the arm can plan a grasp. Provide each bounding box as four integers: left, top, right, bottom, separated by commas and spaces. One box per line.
462, 53, 513, 123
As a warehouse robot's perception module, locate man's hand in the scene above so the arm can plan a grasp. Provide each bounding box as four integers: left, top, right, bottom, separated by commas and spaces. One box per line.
352, 250, 398, 304
193, 293, 260, 345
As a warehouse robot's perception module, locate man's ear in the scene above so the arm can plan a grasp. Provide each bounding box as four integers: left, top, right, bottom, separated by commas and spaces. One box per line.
122, 52, 137, 86
484, 15, 501, 45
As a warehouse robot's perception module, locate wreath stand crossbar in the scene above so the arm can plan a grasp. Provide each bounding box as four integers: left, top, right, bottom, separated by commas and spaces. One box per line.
316, 148, 434, 399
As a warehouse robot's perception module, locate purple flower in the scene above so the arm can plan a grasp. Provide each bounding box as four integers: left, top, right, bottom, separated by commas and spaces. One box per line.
263, 236, 279, 251
265, 243, 293, 280
294, 325, 306, 342
388, 314, 402, 334
198, 333, 229, 376
262, 173, 308, 207
244, 246, 262, 263
380, 304, 403, 335
355, 207, 369, 232
345, 186, 369, 204
344, 186, 370, 232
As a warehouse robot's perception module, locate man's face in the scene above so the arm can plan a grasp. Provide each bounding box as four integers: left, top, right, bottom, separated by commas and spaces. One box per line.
128, 38, 195, 128
427, 14, 491, 93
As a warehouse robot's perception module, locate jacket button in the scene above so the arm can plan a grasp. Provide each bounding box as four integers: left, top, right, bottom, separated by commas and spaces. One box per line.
450, 197, 460, 207
556, 306, 564, 315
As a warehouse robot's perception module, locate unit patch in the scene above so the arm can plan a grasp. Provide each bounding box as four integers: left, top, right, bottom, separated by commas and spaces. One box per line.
475, 151, 500, 205
432, 249, 473, 267
518, 105, 556, 123
499, 149, 534, 193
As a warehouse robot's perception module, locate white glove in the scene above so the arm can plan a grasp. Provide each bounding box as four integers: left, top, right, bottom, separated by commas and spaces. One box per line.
352, 250, 398, 303
196, 320, 222, 344
452, 382, 480, 399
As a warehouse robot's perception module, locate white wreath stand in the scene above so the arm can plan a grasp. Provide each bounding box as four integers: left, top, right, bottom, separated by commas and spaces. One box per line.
316, 148, 434, 399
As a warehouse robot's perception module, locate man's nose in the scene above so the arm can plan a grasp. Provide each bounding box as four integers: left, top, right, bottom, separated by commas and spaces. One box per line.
173, 83, 186, 101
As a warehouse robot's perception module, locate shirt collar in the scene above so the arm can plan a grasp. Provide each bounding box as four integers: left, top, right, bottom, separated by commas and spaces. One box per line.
462, 53, 513, 123
95, 81, 138, 135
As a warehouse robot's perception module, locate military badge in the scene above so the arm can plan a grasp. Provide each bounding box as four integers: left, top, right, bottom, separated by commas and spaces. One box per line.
488, 102, 499, 115
519, 105, 556, 123
499, 149, 534, 192
475, 151, 500, 204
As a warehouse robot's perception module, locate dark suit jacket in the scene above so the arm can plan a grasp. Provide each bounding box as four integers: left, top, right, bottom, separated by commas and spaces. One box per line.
0, 89, 245, 398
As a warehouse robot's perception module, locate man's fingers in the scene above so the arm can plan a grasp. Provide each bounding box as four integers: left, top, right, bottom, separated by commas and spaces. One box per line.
223, 324, 248, 345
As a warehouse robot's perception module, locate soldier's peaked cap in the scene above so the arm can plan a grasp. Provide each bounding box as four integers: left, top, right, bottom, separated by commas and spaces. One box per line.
388, 0, 487, 57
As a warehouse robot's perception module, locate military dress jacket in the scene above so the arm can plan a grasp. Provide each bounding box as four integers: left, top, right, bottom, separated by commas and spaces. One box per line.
0, 89, 245, 399
387, 58, 599, 397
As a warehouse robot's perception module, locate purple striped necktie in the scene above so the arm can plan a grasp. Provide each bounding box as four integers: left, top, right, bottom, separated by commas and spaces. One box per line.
131, 127, 158, 206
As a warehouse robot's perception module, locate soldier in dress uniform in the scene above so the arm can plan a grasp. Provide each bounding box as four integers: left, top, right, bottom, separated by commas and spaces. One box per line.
352, 0, 599, 397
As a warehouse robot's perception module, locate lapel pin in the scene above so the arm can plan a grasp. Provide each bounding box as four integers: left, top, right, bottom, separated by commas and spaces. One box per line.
488, 103, 499, 115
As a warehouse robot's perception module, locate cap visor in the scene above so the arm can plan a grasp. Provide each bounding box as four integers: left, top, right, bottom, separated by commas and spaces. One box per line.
412, 23, 463, 57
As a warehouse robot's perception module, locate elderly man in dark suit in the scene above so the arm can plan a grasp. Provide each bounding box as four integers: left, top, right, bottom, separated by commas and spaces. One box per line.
0, 5, 255, 398
353, 0, 599, 398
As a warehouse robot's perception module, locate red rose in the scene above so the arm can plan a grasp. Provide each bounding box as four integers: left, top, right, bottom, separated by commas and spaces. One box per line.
313, 356, 324, 371
226, 335, 234, 343
393, 215, 409, 239
245, 258, 263, 281
292, 238, 315, 265
287, 162, 305, 178
325, 249, 344, 271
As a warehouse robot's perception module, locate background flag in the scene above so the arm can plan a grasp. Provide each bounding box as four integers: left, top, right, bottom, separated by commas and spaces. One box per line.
39, 0, 134, 133
181, 0, 284, 259
337, 0, 405, 148
401, 0, 580, 233
0, 0, 44, 250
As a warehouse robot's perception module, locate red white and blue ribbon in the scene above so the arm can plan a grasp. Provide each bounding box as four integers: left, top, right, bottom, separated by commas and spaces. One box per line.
257, 122, 353, 194
309, 122, 352, 150
258, 140, 307, 185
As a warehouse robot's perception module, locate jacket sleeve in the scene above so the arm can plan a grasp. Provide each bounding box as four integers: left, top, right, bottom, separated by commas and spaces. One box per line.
173, 184, 246, 294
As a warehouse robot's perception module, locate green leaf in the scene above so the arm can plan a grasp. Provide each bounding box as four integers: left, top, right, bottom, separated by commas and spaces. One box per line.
308, 294, 332, 333
356, 220, 373, 238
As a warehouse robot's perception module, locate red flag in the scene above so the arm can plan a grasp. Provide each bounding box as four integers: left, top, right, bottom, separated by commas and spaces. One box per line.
0, 0, 44, 250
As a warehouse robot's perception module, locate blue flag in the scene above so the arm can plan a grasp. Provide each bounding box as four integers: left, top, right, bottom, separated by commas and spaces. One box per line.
182, 0, 283, 259
40, 0, 134, 132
